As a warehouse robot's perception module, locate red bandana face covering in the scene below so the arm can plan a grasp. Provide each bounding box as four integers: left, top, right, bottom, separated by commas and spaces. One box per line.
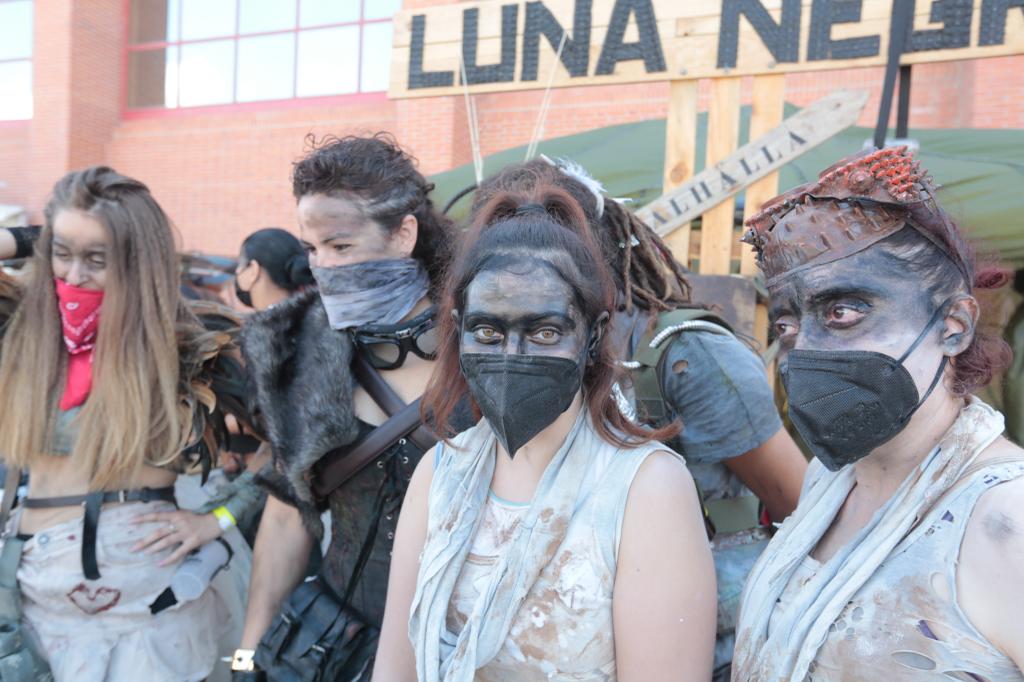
54, 278, 104, 410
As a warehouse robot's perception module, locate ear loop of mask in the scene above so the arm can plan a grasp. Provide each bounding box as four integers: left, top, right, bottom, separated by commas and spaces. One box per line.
896, 297, 954, 410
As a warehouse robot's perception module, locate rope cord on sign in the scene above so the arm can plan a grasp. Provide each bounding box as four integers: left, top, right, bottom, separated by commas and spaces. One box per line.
525, 30, 568, 162
459, 55, 484, 186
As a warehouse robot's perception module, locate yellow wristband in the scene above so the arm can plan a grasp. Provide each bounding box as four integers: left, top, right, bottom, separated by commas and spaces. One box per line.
213, 506, 237, 531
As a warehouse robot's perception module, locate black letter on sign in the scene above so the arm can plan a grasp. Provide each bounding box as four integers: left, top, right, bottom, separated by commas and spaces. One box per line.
409, 14, 455, 89
522, 1, 592, 81
907, 0, 972, 51
808, 0, 881, 60
462, 5, 518, 85
717, 0, 801, 68
980, 0, 1024, 45
595, 0, 666, 75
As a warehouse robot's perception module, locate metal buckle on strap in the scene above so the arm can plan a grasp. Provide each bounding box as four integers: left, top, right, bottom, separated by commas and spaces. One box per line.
117, 490, 128, 504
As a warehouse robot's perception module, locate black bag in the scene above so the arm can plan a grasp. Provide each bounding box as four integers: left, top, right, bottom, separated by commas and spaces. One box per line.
253, 578, 377, 682
253, 485, 383, 682
252, 355, 431, 682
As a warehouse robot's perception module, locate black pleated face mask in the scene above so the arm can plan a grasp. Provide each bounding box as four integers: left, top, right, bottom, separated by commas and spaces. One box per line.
780, 301, 951, 471
460, 351, 585, 459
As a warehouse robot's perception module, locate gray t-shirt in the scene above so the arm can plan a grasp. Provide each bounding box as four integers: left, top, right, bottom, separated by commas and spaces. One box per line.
631, 326, 782, 501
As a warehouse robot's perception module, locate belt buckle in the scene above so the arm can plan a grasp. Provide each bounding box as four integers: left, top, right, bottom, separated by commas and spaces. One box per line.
117, 490, 128, 504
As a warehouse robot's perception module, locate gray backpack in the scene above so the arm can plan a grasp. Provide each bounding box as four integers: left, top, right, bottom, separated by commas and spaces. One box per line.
0, 467, 53, 681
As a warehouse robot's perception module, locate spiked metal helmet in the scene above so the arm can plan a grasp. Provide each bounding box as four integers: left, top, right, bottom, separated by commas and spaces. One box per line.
743, 147, 972, 287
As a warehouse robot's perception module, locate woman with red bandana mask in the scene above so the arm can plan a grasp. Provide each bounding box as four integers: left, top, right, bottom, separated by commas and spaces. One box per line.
0, 167, 254, 681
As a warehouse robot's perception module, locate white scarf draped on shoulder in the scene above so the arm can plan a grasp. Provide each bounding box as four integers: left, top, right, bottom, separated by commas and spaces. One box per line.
732, 398, 1005, 681
408, 409, 620, 681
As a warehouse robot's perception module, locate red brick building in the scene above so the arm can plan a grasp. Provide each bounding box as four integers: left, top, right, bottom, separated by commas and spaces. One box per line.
0, 0, 1022, 257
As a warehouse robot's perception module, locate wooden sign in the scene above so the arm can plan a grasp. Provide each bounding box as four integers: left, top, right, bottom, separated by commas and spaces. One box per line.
637, 88, 870, 237
390, 0, 1024, 98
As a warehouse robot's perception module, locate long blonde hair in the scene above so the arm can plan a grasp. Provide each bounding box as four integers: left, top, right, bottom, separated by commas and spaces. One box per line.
0, 167, 189, 489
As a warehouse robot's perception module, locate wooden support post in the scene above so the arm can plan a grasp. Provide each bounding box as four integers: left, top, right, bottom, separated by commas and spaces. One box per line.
662, 80, 699, 269
699, 76, 741, 275
743, 74, 787, 379
740, 75, 786, 277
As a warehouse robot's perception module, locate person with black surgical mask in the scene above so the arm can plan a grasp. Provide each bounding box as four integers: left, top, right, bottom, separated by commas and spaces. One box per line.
233, 227, 313, 311
732, 148, 1024, 680
232, 134, 460, 681
374, 190, 716, 680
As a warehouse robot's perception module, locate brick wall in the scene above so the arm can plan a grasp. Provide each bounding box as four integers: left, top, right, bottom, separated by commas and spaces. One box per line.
0, 123, 30, 210
3, 0, 1022, 256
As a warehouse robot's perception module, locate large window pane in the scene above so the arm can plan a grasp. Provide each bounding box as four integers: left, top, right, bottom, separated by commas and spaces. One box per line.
239, 0, 295, 34
0, 61, 32, 120
178, 40, 234, 106
0, 1, 33, 61
237, 33, 294, 102
360, 22, 391, 92
180, 0, 236, 40
297, 26, 358, 97
299, 0, 358, 27
363, 0, 401, 21
127, 47, 178, 107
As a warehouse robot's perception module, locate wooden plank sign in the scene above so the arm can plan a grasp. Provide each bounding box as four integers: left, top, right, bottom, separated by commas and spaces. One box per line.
390, 0, 1024, 98
636, 88, 870, 238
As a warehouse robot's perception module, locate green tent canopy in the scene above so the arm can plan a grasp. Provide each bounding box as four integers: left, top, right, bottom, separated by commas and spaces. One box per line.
431, 106, 1024, 267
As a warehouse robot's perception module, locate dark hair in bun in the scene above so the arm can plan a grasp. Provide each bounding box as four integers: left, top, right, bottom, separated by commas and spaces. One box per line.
240, 227, 313, 292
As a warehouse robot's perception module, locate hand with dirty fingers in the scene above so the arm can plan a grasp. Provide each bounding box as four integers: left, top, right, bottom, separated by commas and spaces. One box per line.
132, 509, 223, 566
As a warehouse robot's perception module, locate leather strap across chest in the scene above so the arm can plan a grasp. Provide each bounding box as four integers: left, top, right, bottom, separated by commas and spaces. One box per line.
312, 354, 437, 500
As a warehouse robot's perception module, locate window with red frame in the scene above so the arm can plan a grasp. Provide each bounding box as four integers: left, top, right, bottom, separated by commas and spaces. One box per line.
0, 0, 33, 120
126, 0, 400, 110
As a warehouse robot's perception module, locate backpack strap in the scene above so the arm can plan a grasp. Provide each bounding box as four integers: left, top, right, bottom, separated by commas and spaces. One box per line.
630, 308, 733, 425
0, 466, 19, 536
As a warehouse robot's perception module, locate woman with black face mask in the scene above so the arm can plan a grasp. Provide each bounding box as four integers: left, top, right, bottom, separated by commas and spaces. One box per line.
732, 148, 1024, 680
469, 158, 808, 681
374, 188, 716, 680
233, 227, 313, 311
232, 134, 459, 681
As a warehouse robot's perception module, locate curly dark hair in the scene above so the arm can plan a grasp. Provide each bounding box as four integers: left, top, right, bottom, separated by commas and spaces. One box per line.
291, 133, 453, 292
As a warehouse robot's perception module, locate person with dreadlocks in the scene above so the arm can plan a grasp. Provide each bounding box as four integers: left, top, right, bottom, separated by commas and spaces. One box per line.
732, 147, 1024, 680
466, 159, 807, 681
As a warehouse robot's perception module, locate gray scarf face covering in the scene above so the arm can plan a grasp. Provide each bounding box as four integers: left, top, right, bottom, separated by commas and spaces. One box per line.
312, 257, 429, 330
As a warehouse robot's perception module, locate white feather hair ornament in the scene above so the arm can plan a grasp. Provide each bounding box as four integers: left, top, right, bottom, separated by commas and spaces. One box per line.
539, 154, 606, 218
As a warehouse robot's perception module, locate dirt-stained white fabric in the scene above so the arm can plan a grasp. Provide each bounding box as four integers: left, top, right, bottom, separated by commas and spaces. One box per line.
734, 399, 1021, 681
409, 411, 666, 681
13, 501, 232, 682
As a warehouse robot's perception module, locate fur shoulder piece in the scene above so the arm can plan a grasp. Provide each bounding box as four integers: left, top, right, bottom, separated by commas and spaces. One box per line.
239, 290, 360, 517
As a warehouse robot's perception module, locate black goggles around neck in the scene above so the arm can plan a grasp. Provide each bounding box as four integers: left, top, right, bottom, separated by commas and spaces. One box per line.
351, 307, 439, 370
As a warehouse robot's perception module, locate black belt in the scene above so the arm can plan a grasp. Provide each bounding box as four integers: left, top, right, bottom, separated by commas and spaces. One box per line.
22, 487, 177, 581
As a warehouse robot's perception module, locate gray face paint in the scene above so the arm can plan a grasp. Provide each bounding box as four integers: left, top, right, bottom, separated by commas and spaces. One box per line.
457, 263, 594, 458
312, 257, 428, 330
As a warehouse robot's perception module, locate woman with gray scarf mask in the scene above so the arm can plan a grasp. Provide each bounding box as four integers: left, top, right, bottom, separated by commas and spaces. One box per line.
232, 133, 458, 681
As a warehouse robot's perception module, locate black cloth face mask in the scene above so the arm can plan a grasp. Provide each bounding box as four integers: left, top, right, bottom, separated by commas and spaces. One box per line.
234, 277, 253, 309
460, 350, 585, 459
780, 301, 951, 472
